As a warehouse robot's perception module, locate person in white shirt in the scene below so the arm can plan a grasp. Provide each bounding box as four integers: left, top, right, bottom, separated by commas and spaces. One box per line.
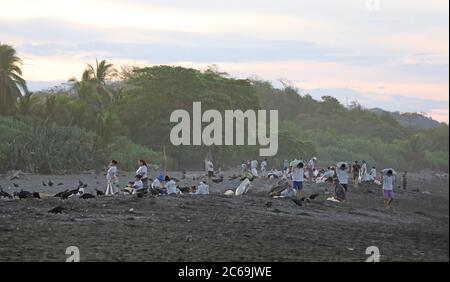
207, 160, 214, 178
240, 161, 247, 175
195, 181, 210, 195
307, 157, 317, 183
382, 169, 396, 209
369, 167, 377, 182
251, 159, 259, 177
105, 160, 118, 196
260, 159, 268, 178
136, 160, 149, 188
150, 175, 165, 195
336, 163, 349, 191
291, 162, 305, 197
165, 177, 182, 195
124, 175, 144, 195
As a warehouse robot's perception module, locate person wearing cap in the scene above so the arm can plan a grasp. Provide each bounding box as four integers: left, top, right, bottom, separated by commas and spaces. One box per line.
105, 160, 118, 196
150, 175, 165, 195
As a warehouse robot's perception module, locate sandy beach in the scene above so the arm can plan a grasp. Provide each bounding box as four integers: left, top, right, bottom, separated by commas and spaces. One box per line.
0, 170, 448, 262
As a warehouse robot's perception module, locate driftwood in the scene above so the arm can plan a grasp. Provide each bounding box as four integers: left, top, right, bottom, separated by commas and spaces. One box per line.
268, 180, 290, 197
8, 170, 24, 181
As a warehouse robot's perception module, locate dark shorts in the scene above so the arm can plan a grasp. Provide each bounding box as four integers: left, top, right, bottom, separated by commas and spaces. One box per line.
293, 181, 303, 191
341, 184, 348, 191
208, 171, 214, 177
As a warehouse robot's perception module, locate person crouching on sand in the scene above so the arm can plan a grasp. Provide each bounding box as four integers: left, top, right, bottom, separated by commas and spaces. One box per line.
382, 169, 396, 209
124, 174, 144, 195
165, 176, 182, 195
105, 160, 118, 196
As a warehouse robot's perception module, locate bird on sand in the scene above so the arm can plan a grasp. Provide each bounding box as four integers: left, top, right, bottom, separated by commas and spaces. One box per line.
79, 193, 95, 200
265, 201, 273, 208
95, 189, 104, 196
292, 198, 303, 207
48, 206, 65, 214
309, 193, 320, 200
57, 182, 64, 186
212, 177, 224, 183
14, 190, 32, 199
13, 183, 19, 188
42, 181, 47, 187
54, 189, 69, 198
48, 181, 54, 187
0, 188, 12, 199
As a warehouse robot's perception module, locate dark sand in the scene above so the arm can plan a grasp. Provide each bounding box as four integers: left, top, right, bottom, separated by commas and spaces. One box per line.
0, 170, 448, 262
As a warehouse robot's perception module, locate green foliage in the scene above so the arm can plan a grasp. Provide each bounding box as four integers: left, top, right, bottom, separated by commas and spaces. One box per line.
0, 45, 448, 173
106, 136, 162, 171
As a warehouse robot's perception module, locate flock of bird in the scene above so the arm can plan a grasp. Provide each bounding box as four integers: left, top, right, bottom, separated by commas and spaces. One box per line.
0, 179, 104, 214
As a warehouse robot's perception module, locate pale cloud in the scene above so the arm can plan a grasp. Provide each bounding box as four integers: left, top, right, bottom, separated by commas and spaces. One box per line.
1, 0, 448, 121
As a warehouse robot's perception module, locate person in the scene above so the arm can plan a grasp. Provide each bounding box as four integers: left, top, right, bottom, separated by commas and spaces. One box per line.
105, 160, 118, 196
124, 175, 144, 195
240, 161, 247, 175
195, 181, 210, 195
207, 160, 214, 178
261, 159, 268, 178
319, 166, 335, 183
150, 175, 165, 195
282, 160, 289, 173
369, 166, 377, 182
402, 171, 408, 190
251, 159, 259, 177
337, 163, 349, 192
334, 181, 346, 202
360, 160, 370, 182
351, 161, 361, 186
382, 169, 396, 209
136, 160, 149, 188
307, 157, 317, 183
291, 162, 305, 198
165, 176, 182, 195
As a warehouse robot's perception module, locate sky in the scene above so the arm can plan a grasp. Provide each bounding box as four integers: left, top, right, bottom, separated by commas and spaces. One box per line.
0, 0, 448, 122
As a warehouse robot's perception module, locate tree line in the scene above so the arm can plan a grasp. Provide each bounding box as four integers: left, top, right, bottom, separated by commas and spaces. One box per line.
0, 43, 448, 173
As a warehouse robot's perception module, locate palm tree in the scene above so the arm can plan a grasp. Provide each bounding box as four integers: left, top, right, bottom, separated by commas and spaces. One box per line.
0, 43, 27, 115
69, 59, 116, 107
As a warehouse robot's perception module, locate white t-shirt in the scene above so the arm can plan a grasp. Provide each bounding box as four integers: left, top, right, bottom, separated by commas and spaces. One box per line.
308, 159, 315, 170
136, 165, 148, 179
383, 176, 394, 190
151, 178, 161, 189
166, 180, 179, 194
292, 167, 304, 182
106, 166, 117, 181
337, 168, 349, 185
133, 180, 144, 189
251, 160, 258, 169
370, 168, 377, 178
261, 161, 267, 170
196, 183, 209, 195
207, 161, 214, 172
